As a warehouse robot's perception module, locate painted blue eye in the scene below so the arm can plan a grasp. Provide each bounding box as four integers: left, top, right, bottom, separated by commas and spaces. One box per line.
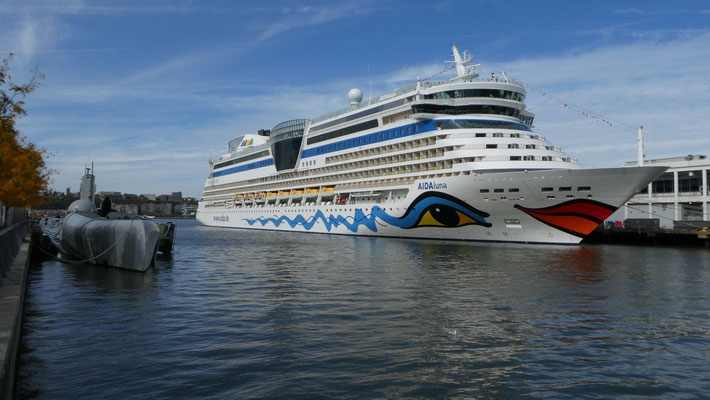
415, 204, 472, 227
243, 191, 492, 233
379, 191, 492, 229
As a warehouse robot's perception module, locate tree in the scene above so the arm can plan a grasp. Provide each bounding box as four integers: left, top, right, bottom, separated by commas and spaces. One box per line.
0, 53, 51, 207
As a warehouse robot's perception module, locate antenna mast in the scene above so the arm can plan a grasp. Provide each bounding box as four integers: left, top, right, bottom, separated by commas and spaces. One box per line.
637, 126, 645, 166
446, 44, 480, 81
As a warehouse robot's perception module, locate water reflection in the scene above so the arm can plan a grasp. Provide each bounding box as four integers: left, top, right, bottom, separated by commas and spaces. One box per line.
17, 220, 710, 399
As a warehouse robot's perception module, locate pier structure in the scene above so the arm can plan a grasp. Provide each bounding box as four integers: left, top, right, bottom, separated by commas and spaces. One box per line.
606, 155, 710, 229
0, 207, 30, 399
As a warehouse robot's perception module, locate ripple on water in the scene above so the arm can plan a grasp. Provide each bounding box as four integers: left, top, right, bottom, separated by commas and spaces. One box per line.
16, 219, 710, 399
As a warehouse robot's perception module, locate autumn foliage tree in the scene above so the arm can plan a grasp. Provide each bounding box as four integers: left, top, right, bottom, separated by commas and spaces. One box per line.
0, 54, 51, 207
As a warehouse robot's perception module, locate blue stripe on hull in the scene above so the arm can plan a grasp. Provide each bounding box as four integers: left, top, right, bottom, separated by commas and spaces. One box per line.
212, 158, 274, 177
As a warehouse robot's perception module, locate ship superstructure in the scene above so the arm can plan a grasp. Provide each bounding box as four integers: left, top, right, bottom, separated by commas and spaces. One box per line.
196, 46, 665, 244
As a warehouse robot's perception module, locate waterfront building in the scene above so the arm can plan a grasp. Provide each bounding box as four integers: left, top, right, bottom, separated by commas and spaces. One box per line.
113, 203, 139, 215
97, 191, 122, 199
606, 155, 709, 228
174, 203, 185, 214
141, 203, 172, 216
140, 203, 155, 215
182, 205, 197, 216
157, 203, 172, 216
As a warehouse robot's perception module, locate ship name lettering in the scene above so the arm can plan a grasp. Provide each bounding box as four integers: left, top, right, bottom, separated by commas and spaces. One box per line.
379, 92, 397, 101
418, 182, 447, 190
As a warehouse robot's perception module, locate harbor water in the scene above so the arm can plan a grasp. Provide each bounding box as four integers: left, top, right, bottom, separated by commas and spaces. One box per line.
17, 219, 710, 399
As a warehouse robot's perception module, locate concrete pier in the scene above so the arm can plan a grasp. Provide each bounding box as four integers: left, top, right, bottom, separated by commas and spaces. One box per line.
584, 226, 710, 247
0, 220, 30, 400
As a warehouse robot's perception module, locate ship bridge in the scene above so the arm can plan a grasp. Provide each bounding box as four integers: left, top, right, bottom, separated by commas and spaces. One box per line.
270, 119, 309, 171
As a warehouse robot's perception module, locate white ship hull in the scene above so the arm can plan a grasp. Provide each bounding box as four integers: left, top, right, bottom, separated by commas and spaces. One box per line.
197, 166, 664, 244
197, 46, 667, 245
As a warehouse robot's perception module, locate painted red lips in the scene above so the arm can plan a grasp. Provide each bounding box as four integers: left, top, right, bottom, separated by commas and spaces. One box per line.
514, 199, 617, 238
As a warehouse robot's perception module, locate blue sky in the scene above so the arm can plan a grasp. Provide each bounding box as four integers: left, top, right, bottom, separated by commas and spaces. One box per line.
1, 1, 709, 197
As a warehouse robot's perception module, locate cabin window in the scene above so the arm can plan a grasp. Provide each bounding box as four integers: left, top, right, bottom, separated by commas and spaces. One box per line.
559, 187, 572, 192
486, 144, 497, 149
510, 156, 521, 161
509, 188, 519, 192
508, 144, 519, 149
541, 187, 553, 192
476, 133, 486, 137
577, 186, 591, 191
494, 188, 504, 193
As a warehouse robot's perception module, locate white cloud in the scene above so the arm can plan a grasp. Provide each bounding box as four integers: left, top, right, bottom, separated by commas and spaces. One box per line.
383, 63, 449, 86
0, 14, 67, 67
491, 33, 710, 166
254, 3, 375, 40
0, 0, 205, 16
10, 2, 706, 197
38, 32, 710, 194
611, 7, 698, 16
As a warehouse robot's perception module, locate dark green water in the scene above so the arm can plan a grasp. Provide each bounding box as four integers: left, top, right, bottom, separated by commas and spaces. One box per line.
17, 219, 710, 399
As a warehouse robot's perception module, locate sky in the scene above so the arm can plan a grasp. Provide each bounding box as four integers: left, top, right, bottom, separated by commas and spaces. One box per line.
1, 0, 709, 197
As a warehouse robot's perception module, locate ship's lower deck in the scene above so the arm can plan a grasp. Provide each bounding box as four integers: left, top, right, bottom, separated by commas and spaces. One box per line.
196, 166, 666, 244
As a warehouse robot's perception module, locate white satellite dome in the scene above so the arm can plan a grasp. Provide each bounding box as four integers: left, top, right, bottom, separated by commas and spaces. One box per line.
348, 88, 363, 107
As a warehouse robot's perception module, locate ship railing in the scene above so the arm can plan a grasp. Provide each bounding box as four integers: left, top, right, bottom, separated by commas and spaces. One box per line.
311, 78, 524, 124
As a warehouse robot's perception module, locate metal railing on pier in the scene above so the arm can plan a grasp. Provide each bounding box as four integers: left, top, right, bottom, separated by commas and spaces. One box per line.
0, 219, 28, 286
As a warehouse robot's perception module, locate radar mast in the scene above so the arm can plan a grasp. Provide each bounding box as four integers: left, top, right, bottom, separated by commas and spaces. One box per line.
447, 44, 480, 81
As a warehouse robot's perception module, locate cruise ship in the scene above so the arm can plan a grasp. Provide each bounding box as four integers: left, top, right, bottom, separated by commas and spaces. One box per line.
196, 46, 665, 244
